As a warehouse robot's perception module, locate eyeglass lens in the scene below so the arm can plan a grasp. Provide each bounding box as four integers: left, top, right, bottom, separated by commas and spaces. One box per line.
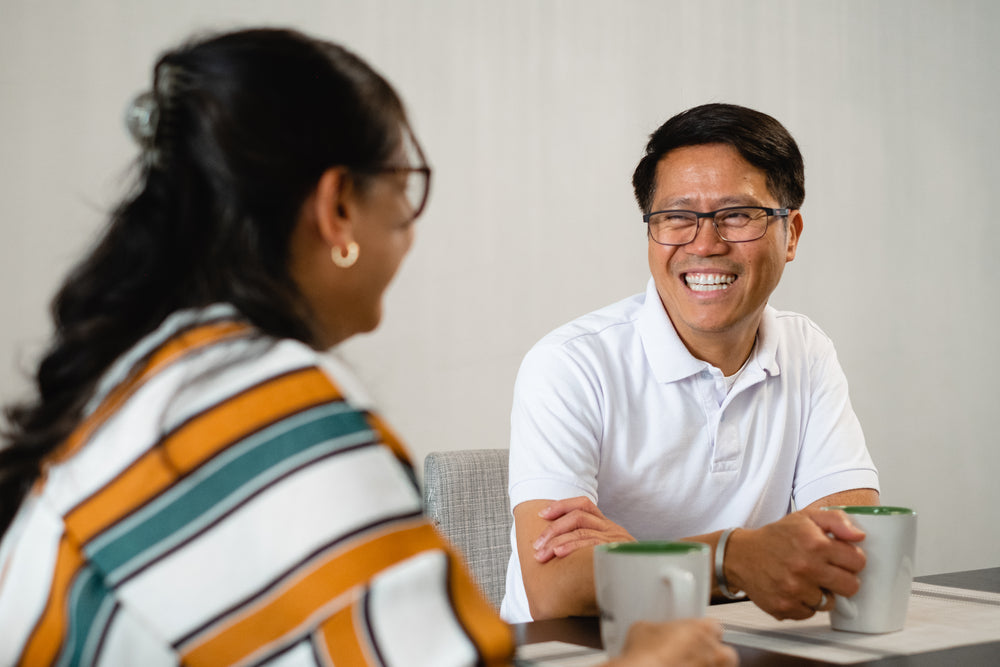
399, 126, 430, 219
647, 207, 773, 245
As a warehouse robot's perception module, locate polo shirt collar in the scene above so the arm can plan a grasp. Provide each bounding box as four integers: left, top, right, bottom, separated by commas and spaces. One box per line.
636, 278, 781, 384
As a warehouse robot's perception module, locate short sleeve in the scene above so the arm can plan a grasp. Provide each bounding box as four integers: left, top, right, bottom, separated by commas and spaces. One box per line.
508, 340, 605, 509
792, 333, 880, 508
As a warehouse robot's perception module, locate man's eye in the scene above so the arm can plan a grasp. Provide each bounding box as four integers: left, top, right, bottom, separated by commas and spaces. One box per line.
720, 210, 752, 225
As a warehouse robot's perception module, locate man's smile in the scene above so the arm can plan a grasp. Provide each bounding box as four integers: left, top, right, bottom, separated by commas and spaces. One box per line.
683, 272, 737, 292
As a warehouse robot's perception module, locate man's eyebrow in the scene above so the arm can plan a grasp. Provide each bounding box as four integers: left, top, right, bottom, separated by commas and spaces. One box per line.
653, 195, 764, 210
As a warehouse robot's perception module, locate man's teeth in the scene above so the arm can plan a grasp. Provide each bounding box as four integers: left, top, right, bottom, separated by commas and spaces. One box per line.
685, 273, 735, 292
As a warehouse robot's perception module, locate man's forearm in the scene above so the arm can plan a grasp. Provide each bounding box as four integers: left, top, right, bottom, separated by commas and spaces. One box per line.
513, 499, 603, 619
520, 546, 600, 619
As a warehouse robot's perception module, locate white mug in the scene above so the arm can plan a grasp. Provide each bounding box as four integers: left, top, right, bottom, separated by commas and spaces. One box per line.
823, 506, 917, 634
594, 541, 710, 656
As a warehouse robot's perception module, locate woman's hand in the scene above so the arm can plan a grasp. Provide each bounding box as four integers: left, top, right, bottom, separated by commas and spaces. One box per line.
608, 618, 738, 667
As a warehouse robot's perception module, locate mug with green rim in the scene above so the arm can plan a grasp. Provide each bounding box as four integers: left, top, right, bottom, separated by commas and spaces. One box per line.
594, 541, 710, 656
820, 505, 918, 633
597, 541, 709, 555
824, 505, 915, 516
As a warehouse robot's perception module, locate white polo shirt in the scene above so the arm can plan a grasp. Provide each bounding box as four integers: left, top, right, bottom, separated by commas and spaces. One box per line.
499, 279, 879, 623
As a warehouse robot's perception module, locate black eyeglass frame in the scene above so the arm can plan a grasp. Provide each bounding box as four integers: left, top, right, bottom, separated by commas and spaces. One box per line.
642, 205, 790, 246
359, 165, 432, 223
351, 126, 433, 223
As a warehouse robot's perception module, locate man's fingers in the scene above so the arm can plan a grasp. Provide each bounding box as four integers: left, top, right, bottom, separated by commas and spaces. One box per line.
806, 588, 836, 612
814, 562, 862, 599
532, 526, 596, 561
826, 538, 866, 573
534, 506, 607, 550
810, 507, 866, 542
729, 511, 872, 621
533, 530, 602, 561
532, 499, 635, 562
538, 496, 602, 520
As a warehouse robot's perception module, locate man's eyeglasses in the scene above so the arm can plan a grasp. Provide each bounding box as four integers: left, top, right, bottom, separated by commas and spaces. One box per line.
643, 206, 790, 246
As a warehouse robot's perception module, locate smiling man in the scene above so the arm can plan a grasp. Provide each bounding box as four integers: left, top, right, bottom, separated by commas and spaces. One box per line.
500, 103, 880, 624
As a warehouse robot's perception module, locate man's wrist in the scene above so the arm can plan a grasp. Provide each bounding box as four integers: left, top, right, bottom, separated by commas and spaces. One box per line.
715, 527, 747, 600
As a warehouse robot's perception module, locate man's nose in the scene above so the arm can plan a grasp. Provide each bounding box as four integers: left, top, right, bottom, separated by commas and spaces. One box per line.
686, 214, 727, 254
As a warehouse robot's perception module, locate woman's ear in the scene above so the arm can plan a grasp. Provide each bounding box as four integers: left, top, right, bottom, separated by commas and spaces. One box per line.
311, 167, 355, 248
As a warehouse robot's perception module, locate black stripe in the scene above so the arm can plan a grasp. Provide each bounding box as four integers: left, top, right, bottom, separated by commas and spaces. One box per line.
88, 600, 121, 666
172, 508, 425, 649
309, 633, 333, 667
361, 587, 389, 667
243, 637, 318, 667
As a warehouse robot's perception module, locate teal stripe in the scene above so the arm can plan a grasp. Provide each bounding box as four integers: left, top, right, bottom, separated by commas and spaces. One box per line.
55, 565, 116, 667
86, 401, 373, 583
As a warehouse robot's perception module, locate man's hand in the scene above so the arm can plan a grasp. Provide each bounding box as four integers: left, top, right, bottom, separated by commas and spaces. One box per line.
514, 497, 635, 618
609, 619, 738, 667
532, 496, 636, 563
724, 507, 867, 620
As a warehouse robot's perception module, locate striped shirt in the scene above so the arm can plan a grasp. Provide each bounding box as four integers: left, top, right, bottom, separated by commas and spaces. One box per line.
0, 305, 513, 666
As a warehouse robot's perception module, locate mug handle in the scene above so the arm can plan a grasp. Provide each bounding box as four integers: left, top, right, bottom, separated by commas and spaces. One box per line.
834, 594, 858, 619
660, 566, 697, 612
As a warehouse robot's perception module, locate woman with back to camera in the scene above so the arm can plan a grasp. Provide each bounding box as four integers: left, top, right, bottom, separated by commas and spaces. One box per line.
0, 27, 736, 667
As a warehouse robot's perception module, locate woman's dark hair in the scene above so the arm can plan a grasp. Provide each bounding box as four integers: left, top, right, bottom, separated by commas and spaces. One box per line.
632, 102, 805, 212
0, 28, 411, 535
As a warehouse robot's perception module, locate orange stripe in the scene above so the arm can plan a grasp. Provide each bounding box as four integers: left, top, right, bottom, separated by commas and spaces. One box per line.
18, 534, 85, 666
165, 367, 341, 471
65, 366, 341, 544
181, 519, 448, 665
315, 596, 379, 667
48, 321, 251, 466
445, 550, 516, 665
365, 412, 412, 467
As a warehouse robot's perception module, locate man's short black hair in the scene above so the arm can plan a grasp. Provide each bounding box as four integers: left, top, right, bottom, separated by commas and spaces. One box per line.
632, 103, 805, 212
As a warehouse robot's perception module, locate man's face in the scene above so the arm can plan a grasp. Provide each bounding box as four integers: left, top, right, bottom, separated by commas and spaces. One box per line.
647, 143, 803, 352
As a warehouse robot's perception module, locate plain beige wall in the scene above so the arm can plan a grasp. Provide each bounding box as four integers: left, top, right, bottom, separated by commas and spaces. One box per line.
2, 0, 998, 577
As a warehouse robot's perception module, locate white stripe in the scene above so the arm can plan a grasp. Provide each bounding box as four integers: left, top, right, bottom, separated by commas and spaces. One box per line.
93, 601, 179, 667
157, 337, 325, 431
101, 415, 374, 586
44, 335, 323, 516
314, 352, 375, 411
367, 550, 478, 667
0, 494, 64, 664
256, 639, 319, 667
84, 304, 240, 416
117, 445, 422, 641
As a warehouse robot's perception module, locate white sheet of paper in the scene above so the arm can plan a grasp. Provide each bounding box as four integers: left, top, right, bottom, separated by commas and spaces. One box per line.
515, 641, 607, 666
706, 582, 1000, 664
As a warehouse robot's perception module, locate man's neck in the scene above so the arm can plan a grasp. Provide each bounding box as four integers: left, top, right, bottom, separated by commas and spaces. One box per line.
678, 322, 761, 376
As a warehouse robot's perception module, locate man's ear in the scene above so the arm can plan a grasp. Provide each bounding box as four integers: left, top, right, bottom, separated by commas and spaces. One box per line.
785, 210, 804, 262
311, 167, 355, 248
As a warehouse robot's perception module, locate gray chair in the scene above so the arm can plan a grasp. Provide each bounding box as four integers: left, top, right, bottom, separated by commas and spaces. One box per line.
423, 448, 512, 609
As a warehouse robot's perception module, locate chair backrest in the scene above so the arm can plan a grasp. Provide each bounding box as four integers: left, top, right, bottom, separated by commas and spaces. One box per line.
423, 448, 511, 609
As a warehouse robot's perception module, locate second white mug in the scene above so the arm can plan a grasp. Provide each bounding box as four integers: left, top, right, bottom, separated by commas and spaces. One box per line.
594, 541, 710, 656
822, 506, 917, 634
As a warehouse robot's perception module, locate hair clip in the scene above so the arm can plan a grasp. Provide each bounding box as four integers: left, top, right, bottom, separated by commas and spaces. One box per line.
124, 91, 159, 148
